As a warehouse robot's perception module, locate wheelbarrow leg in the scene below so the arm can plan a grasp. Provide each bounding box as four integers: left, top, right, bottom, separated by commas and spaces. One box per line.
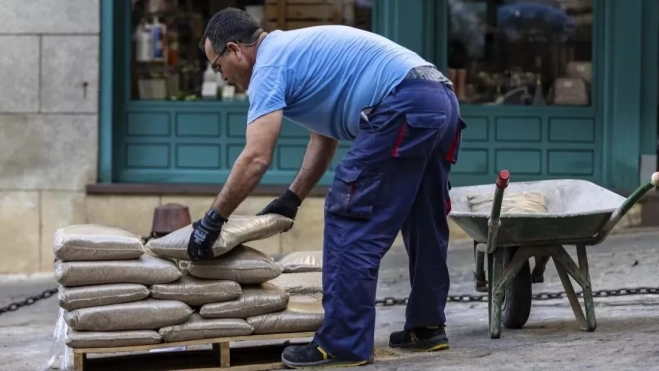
551, 244, 597, 332
488, 248, 504, 339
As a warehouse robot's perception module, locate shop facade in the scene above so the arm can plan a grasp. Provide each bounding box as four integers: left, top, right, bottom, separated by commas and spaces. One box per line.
96, 0, 658, 193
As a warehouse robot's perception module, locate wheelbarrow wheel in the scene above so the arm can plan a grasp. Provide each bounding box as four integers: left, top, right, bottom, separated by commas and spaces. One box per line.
502, 246, 532, 329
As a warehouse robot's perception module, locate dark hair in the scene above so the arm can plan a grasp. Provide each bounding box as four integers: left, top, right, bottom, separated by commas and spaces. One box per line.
199, 7, 261, 54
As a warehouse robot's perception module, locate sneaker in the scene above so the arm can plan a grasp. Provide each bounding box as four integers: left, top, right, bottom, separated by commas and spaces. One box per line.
281, 342, 369, 369
389, 326, 450, 351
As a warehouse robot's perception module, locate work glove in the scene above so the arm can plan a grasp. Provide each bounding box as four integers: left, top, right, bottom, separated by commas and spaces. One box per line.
187, 208, 227, 261
256, 189, 302, 222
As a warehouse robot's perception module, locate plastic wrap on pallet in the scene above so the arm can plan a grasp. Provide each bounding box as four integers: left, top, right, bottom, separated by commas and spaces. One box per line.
55, 253, 182, 287
44, 308, 73, 370
199, 283, 289, 319
150, 275, 242, 306
187, 245, 283, 284
277, 250, 323, 273
247, 297, 324, 335
64, 299, 193, 332
58, 283, 150, 311
158, 314, 254, 342
53, 224, 145, 261
146, 214, 293, 260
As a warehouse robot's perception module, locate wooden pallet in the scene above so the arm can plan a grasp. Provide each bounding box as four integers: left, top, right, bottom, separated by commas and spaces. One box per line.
71, 332, 315, 371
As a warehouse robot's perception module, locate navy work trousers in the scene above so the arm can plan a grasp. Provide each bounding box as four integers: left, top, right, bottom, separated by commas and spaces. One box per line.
313, 79, 465, 361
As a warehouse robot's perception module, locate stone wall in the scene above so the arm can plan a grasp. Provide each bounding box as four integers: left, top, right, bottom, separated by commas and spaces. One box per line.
0, 0, 100, 274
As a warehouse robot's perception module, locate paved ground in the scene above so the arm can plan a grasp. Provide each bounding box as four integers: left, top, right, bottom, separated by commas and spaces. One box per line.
2, 230, 659, 370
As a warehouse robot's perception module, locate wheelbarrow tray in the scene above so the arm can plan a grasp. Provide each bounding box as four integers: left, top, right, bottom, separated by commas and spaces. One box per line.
448, 179, 627, 246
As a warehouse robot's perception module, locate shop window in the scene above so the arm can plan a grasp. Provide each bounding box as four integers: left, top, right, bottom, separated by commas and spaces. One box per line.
130, 0, 372, 101
446, 0, 593, 106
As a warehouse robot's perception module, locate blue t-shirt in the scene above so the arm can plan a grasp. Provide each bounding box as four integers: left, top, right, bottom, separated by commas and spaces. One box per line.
246, 25, 443, 141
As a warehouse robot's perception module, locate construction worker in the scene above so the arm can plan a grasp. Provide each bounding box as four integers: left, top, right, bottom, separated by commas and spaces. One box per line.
187, 8, 466, 368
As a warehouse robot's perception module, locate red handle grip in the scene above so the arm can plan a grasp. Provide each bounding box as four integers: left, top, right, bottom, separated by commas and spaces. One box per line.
496, 170, 510, 189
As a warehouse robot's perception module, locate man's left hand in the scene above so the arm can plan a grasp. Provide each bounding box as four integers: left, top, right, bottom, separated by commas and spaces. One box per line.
187, 209, 227, 261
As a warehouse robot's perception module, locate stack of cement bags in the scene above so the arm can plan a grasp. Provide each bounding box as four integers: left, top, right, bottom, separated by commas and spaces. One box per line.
147, 215, 325, 341
268, 250, 324, 300
54, 225, 189, 348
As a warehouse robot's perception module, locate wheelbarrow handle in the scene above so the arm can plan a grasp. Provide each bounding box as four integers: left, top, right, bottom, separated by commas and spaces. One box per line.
591, 171, 659, 244
486, 170, 510, 254
496, 170, 510, 189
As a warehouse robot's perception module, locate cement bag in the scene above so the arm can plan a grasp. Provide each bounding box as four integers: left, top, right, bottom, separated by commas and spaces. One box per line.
58, 283, 150, 311
268, 272, 323, 295
158, 314, 253, 342
146, 214, 293, 260
188, 245, 283, 284
64, 299, 192, 331
247, 297, 324, 335
199, 283, 289, 319
55, 254, 182, 287
467, 192, 548, 214
66, 328, 161, 348
53, 224, 144, 261
150, 275, 242, 306
278, 250, 323, 273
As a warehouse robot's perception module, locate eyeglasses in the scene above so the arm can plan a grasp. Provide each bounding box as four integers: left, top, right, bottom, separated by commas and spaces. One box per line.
210, 45, 228, 74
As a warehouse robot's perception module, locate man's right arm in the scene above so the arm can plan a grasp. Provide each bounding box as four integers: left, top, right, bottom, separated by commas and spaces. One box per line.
289, 132, 339, 201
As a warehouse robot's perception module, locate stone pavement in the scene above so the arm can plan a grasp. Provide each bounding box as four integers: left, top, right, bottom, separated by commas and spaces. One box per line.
1, 230, 659, 371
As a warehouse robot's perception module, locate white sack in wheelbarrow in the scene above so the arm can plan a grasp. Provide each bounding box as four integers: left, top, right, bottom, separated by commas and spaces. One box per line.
467, 192, 548, 214
53, 224, 144, 261
64, 299, 192, 331
146, 214, 293, 260
188, 245, 283, 284
247, 296, 324, 335
55, 254, 182, 287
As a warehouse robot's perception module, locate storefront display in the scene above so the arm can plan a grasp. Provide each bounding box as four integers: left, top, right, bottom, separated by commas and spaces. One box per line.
446, 0, 593, 106
130, 0, 372, 101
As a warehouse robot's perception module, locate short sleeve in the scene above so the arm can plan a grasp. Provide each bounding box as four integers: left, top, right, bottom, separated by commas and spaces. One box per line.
246, 66, 289, 125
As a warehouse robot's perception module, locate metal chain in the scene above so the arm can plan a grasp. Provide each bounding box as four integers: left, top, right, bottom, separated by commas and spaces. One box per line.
375, 287, 659, 306
0, 288, 58, 315
1, 286, 658, 316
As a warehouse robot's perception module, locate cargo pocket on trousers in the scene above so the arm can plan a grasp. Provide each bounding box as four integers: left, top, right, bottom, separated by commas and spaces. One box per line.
392, 111, 447, 158
325, 163, 383, 220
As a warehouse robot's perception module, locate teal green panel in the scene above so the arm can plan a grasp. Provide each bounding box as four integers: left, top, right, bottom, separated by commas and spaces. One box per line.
461, 116, 488, 142
602, 0, 643, 189
280, 120, 309, 138
548, 118, 595, 143
453, 149, 488, 175
226, 144, 243, 168
176, 113, 221, 138
547, 150, 594, 176
126, 144, 169, 168
495, 150, 541, 175
126, 112, 170, 136
277, 145, 306, 170
640, 0, 658, 155
495, 118, 541, 142
226, 112, 248, 137
176, 145, 221, 169
99, 0, 114, 182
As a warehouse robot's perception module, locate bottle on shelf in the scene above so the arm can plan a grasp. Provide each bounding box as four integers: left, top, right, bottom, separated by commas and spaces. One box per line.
134, 21, 153, 62
151, 16, 167, 62
201, 61, 219, 99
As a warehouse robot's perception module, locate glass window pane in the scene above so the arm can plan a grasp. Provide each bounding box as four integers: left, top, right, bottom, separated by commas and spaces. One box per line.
130, 0, 372, 101
446, 0, 593, 106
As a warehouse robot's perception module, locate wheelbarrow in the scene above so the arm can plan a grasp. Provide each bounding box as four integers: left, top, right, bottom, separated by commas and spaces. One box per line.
448, 170, 659, 339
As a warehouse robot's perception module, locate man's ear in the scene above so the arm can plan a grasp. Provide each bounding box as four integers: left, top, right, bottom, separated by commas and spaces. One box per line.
226, 42, 240, 54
